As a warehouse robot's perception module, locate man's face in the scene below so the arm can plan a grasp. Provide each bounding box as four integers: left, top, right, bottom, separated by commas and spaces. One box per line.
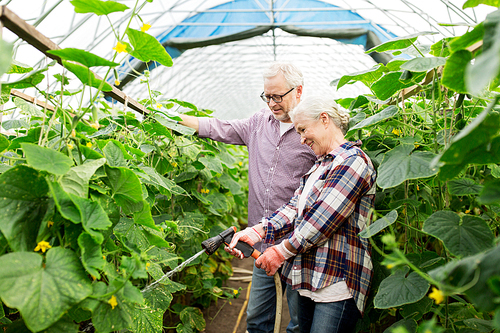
263, 73, 301, 123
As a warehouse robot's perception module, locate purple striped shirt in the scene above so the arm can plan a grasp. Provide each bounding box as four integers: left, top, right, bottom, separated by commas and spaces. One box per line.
198, 109, 317, 251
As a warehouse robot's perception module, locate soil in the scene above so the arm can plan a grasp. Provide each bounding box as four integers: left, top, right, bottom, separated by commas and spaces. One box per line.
202, 258, 291, 333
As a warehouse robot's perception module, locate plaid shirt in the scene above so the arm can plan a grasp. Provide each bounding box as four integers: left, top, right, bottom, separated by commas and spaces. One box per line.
262, 141, 376, 315
198, 109, 316, 252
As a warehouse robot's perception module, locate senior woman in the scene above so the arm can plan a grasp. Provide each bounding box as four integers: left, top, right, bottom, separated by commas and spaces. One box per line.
228, 95, 376, 333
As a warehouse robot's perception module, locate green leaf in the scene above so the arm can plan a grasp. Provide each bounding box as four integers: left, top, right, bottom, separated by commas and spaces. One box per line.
423, 210, 494, 257
400, 57, 447, 72
91, 293, 133, 333
359, 210, 398, 238
0, 166, 49, 252
377, 144, 439, 190
366, 32, 436, 54
78, 232, 105, 278
41, 315, 79, 333
2, 119, 30, 130
478, 179, 500, 204
349, 105, 398, 132
198, 155, 223, 174
206, 192, 230, 216
154, 114, 196, 136
70, 0, 129, 15
133, 201, 161, 231
103, 141, 127, 167
71, 195, 112, 244
53, 73, 70, 85
126, 28, 173, 67
448, 178, 483, 196
128, 305, 163, 333
48, 181, 81, 223
142, 226, 170, 248
13, 97, 45, 117
441, 50, 472, 94
463, 0, 500, 9
401, 297, 433, 320
62, 60, 113, 91
6, 60, 32, 74
332, 65, 387, 89
105, 166, 144, 214
143, 284, 173, 311
2, 66, 48, 89
48, 48, 119, 67
218, 173, 242, 194
178, 212, 205, 240
60, 158, 106, 198
88, 123, 118, 138
0, 248, 92, 332
180, 307, 206, 332
114, 217, 150, 252
21, 143, 74, 175
0, 135, 9, 152
371, 72, 426, 100
383, 318, 417, 333
374, 266, 430, 309
449, 23, 485, 52
0, 40, 13, 77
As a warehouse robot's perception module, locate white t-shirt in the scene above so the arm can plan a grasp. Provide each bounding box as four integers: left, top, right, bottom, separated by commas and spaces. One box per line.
279, 121, 293, 136
296, 162, 353, 303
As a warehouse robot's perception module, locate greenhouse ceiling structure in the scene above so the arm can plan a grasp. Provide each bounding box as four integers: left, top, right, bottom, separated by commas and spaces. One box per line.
0, 0, 496, 119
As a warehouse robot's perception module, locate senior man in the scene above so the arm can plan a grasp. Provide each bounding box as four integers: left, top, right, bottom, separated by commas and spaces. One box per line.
177, 62, 316, 333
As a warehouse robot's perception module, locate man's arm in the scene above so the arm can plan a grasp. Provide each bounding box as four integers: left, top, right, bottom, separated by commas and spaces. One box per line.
178, 114, 200, 133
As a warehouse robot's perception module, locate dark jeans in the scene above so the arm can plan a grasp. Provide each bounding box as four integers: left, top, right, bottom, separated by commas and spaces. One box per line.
298, 296, 361, 333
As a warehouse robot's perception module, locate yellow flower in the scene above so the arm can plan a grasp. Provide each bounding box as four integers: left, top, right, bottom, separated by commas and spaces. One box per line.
233, 289, 238, 295
141, 23, 151, 32
417, 185, 420, 191
71, 129, 76, 137
67, 143, 74, 150
108, 295, 118, 309
146, 262, 151, 271
206, 189, 210, 194
114, 79, 120, 86
102, 255, 106, 260
386, 263, 395, 269
172, 162, 178, 168
91, 275, 96, 281
156, 103, 162, 109
113, 41, 127, 54
47, 221, 54, 228
86, 142, 92, 148
34, 241, 52, 253
465, 209, 471, 214
414, 142, 420, 149
392, 128, 400, 136
238, 161, 243, 166
429, 287, 444, 304
91, 123, 100, 130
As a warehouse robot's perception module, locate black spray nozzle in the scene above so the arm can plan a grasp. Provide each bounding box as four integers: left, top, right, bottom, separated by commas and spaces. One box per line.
201, 226, 261, 259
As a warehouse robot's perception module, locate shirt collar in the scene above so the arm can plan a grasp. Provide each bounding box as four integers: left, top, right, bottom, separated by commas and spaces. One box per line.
315, 140, 362, 163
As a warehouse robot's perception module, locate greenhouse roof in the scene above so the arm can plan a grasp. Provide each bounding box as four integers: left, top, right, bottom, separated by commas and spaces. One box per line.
1, 0, 495, 119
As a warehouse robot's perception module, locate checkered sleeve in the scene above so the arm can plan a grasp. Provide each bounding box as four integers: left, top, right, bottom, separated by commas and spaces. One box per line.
289, 155, 373, 253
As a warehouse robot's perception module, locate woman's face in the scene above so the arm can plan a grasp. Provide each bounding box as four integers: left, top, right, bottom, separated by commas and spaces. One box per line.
293, 112, 330, 156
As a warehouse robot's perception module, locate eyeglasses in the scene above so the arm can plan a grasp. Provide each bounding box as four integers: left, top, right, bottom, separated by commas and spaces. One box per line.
260, 87, 295, 103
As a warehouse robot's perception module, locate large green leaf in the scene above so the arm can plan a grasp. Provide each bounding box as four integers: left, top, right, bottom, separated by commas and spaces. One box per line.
13, 97, 45, 117
177, 212, 205, 240
154, 114, 196, 136
198, 155, 223, 174
78, 232, 105, 278
1, 65, 49, 89
71, 194, 112, 244
62, 60, 113, 91
349, 105, 398, 132
374, 266, 430, 309
21, 143, 74, 175
0, 135, 10, 153
133, 201, 161, 231
60, 158, 106, 197
332, 64, 387, 89
478, 179, 500, 204
366, 32, 436, 54
42, 315, 79, 333
128, 305, 163, 333
48, 48, 119, 68
206, 192, 230, 216
447, 178, 483, 196
400, 57, 447, 72
463, 0, 500, 9
371, 72, 425, 101
106, 166, 144, 214
441, 50, 473, 94
449, 23, 485, 52
70, 0, 129, 15
377, 144, 438, 190
383, 318, 417, 333
48, 181, 81, 223
143, 284, 173, 311
359, 210, 398, 238
6, 60, 33, 74
179, 307, 206, 332
140, 166, 176, 197
0, 166, 49, 252
103, 141, 127, 167
126, 28, 173, 67
0, 40, 13, 77
1, 119, 29, 130
423, 211, 494, 257
0, 248, 92, 332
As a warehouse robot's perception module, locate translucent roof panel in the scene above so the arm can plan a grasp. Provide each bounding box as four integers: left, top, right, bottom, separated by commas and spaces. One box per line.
0, 0, 496, 119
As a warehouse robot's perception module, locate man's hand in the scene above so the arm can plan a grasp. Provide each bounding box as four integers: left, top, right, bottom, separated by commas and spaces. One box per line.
224, 225, 264, 259
255, 241, 295, 276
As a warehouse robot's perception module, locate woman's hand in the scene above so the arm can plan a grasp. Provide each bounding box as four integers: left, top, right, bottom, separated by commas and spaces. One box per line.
224, 225, 264, 259
255, 241, 295, 276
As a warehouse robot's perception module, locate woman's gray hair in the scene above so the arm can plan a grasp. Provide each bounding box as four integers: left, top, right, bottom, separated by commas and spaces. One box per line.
290, 95, 350, 135
263, 62, 304, 89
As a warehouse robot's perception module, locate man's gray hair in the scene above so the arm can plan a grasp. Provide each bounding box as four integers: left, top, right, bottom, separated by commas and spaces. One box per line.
263, 62, 304, 89
290, 95, 350, 135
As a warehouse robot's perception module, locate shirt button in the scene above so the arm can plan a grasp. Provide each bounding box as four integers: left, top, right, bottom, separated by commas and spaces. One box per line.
276, 146, 280, 150
266, 189, 269, 192
270, 167, 274, 171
